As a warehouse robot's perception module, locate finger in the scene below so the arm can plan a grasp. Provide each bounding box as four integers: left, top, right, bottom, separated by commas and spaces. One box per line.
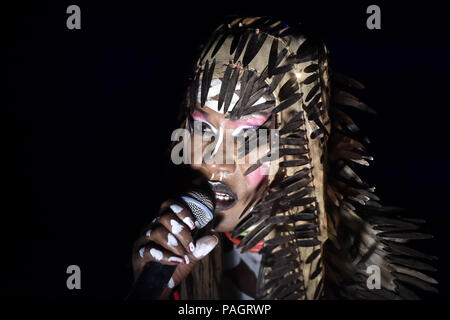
155, 211, 196, 255
160, 201, 196, 231
133, 243, 185, 267
144, 225, 188, 259
191, 235, 219, 262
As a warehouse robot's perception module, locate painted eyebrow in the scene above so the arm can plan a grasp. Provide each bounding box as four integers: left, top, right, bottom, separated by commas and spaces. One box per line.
190, 112, 218, 134
193, 106, 208, 116
225, 111, 270, 120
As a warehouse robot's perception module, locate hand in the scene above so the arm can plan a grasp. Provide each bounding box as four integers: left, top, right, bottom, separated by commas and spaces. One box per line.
131, 200, 218, 298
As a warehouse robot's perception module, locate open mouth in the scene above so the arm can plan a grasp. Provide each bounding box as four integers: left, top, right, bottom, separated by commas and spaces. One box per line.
208, 181, 238, 211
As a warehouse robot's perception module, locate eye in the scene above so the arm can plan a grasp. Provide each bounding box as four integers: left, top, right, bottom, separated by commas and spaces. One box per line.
232, 125, 257, 137
190, 118, 217, 138
201, 122, 214, 135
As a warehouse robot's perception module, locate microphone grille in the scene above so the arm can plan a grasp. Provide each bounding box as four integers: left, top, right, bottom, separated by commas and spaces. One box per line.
181, 190, 215, 229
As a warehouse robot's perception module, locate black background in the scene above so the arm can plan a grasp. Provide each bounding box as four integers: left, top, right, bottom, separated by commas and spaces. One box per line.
6, 1, 450, 299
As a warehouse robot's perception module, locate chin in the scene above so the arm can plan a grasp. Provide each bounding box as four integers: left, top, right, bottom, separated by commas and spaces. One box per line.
212, 205, 247, 233
212, 212, 235, 233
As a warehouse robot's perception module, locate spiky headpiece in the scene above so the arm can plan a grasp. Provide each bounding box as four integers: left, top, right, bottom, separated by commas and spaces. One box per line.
181, 16, 437, 300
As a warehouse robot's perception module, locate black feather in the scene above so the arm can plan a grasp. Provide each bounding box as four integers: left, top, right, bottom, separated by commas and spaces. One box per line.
295, 239, 321, 247
200, 60, 209, 108
295, 230, 319, 238
267, 74, 285, 96
313, 278, 324, 299
290, 197, 316, 207
271, 64, 293, 76
381, 241, 438, 260
303, 73, 319, 85
243, 101, 275, 115
387, 256, 437, 272
306, 249, 321, 264
310, 263, 322, 280
279, 124, 306, 137
280, 187, 314, 206
264, 235, 295, 246
305, 83, 320, 102
304, 64, 319, 73
243, 33, 268, 67
232, 214, 263, 237
217, 64, 233, 112
294, 222, 317, 232
211, 33, 229, 58
392, 272, 439, 293
296, 38, 318, 61
278, 78, 299, 101
223, 66, 240, 113
240, 223, 275, 251
268, 37, 279, 78
230, 32, 242, 55
233, 30, 250, 63
241, 32, 258, 66
272, 92, 303, 114
279, 157, 311, 167
189, 70, 201, 111
379, 232, 433, 240
279, 147, 309, 157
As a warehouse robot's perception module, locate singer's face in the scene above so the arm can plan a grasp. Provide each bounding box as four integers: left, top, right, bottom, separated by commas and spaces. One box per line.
188, 102, 274, 232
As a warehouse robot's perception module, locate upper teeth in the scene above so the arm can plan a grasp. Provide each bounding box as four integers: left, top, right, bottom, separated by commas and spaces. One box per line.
215, 192, 231, 201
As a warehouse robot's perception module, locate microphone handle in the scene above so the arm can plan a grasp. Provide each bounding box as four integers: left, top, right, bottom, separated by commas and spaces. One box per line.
127, 262, 177, 300
127, 227, 204, 300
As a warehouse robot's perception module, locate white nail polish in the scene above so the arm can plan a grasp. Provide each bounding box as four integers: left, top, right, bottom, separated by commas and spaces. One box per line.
168, 277, 175, 289
193, 236, 218, 259
183, 217, 195, 230
150, 248, 163, 261
139, 248, 145, 258
184, 255, 190, 264
170, 219, 184, 234
146, 229, 152, 237
167, 233, 178, 246
168, 256, 183, 264
189, 242, 195, 253
170, 204, 183, 214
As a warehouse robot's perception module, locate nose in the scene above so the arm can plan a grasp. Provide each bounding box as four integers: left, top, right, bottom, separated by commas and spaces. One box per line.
203, 132, 237, 179
205, 163, 236, 181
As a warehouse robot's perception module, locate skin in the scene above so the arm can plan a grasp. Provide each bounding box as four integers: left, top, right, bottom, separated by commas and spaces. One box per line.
189, 107, 272, 231
131, 91, 275, 299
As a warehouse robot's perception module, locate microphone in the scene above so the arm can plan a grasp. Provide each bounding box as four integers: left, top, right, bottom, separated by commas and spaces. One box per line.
127, 189, 215, 300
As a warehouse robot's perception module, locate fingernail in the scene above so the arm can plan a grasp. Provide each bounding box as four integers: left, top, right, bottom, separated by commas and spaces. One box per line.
170, 219, 184, 234
183, 217, 196, 230
168, 277, 175, 289
193, 235, 218, 259
168, 256, 184, 264
184, 255, 190, 264
139, 248, 145, 258
167, 233, 178, 247
189, 242, 195, 253
145, 229, 152, 237
150, 248, 163, 261
170, 204, 183, 214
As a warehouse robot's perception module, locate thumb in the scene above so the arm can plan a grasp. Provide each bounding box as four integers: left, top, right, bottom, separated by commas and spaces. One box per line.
192, 235, 219, 261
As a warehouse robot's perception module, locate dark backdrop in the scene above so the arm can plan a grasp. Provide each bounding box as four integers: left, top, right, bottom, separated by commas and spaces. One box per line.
7, 1, 450, 299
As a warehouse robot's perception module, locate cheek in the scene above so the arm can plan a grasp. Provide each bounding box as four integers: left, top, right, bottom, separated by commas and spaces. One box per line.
244, 163, 269, 189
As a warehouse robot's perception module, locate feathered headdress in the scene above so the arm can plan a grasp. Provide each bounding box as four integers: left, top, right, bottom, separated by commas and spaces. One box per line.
180, 16, 438, 300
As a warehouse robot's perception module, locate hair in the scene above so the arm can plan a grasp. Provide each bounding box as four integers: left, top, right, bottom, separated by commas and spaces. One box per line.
180, 232, 223, 299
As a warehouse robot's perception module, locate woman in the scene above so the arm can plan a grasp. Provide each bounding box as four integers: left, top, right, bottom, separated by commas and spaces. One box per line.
130, 16, 438, 300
